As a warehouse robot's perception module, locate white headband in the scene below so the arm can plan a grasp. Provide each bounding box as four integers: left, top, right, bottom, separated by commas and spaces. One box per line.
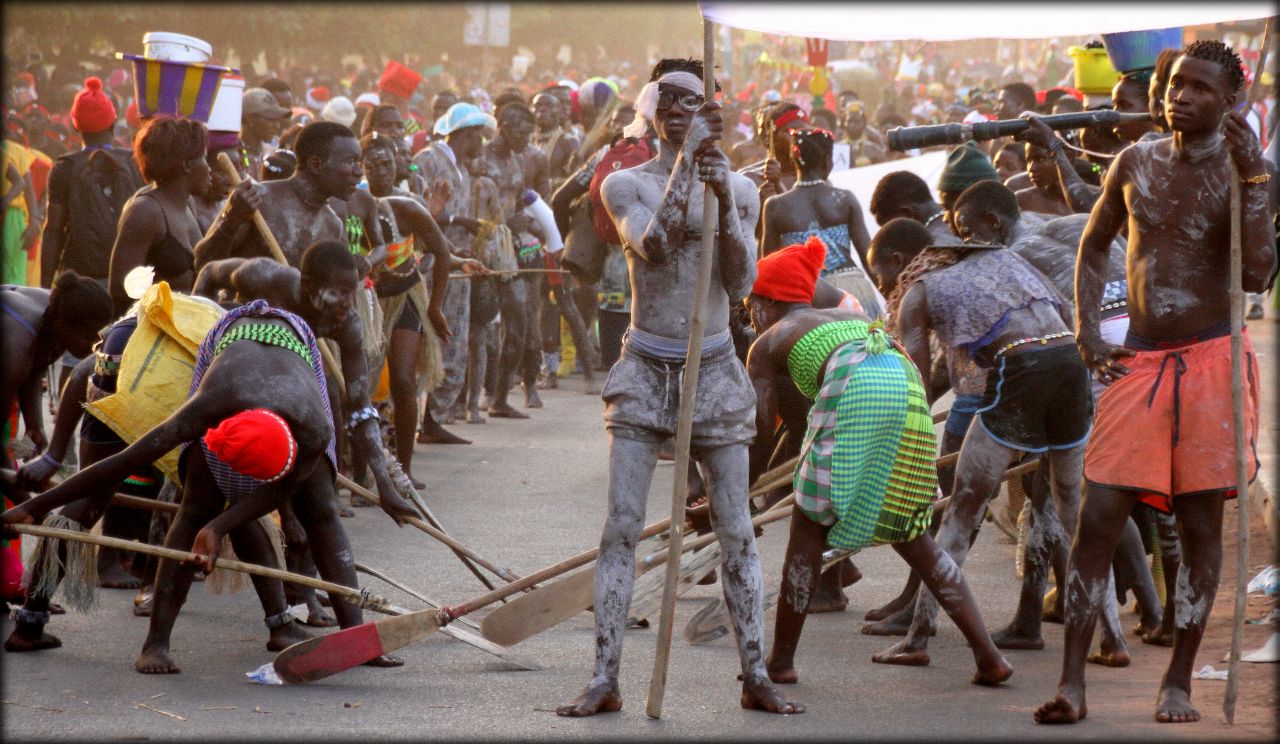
622, 70, 708, 139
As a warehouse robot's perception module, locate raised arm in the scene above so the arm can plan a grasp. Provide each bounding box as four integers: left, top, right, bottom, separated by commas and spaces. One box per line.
192, 179, 263, 269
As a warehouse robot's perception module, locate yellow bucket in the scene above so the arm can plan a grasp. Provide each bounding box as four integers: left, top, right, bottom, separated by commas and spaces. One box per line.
1069, 46, 1121, 95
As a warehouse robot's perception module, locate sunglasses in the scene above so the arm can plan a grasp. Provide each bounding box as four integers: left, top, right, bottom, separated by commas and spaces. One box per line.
657, 89, 705, 113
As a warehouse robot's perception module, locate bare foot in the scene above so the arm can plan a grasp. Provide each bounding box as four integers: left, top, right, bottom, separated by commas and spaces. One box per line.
467, 410, 486, 424
266, 620, 313, 651
763, 655, 800, 684
538, 374, 559, 390
363, 653, 404, 667
1087, 648, 1131, 667
990, 625, 1045, 650
807, 591, 848, 614
48, 602, 65, 614
740, 673, 804, 713
338, 505, 355, 518
303, 598, 337, 628
1141, 627, 1175, 647
973, 656, 1014, 686
862, 609, 935, 637
864, 591, 914, 621
840, 561, 863, 588
1034, 687, 1087, 724
1041, 588, 1063, 624
4, 627, 62, 652
1154, 686, 1199, 723
417, 422, 471, 445
872, 640, 930, 666
557, 680, 622, 717
98, 563, 142, 589
488, 402, 529, 419
135, 643, 180, 674
523, 386, 543, 409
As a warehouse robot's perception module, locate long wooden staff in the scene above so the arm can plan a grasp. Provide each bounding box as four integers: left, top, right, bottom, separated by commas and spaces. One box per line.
1224, 20, 1270, 724
645, 21, 719, 719
214, 152, 346, 394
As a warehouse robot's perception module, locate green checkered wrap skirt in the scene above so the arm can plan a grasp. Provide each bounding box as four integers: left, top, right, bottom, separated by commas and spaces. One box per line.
793, 340, 938, 551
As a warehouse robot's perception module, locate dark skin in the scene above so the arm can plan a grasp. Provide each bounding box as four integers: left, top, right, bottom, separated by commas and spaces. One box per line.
532, 92, 580, 182
2, 318, 401, 671
363, 142, 488, 469
1016, 142, 1076, 217
1016, 114, 1100, 214
108, 149, 212, 314
759, 146, 872, 266
40, 129, 114, 287
742, 118, 808, 218
191, 147, 244, 234
744, 296, 1012, 687
194, 135, 372, 274
1037, 54, 1277, 726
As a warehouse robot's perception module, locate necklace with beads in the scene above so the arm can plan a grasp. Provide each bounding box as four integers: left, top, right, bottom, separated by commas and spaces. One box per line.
923, 210, 945, 228
795, 178, 828, 188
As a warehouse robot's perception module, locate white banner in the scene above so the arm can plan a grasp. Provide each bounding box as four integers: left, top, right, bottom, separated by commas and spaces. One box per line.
699, 2, 1273, 42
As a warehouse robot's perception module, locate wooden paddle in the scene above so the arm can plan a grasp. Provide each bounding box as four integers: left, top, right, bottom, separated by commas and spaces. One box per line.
214, 152, 345, 393
685, 548, 853, 646
478, 459, 800, 648
272, 506, 702, 683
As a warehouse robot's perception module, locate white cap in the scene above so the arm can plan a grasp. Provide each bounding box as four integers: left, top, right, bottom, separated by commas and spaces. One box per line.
321, 96, 357, 128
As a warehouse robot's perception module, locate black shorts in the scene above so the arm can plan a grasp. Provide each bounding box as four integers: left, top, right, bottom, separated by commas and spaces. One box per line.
975, 343, 1093, 453
392, 301, 421, 332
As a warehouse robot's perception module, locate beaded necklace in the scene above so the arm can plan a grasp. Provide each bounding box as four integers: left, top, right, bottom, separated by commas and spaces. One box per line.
213, 322, 315, 368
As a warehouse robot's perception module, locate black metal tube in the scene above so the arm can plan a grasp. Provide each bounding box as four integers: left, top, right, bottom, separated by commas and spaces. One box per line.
887, 110, 1152, 152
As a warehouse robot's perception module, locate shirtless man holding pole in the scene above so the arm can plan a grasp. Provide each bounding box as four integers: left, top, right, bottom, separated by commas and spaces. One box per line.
556, 58, 801, 718
1035, 39, 1276, 725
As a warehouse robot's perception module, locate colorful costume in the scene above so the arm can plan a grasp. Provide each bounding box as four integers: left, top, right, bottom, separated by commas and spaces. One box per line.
789, 320, 937, 551
1085, 323, 1260, 512
781, 220, 884, 319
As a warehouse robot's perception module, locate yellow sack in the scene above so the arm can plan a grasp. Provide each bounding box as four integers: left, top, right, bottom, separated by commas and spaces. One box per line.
85, 283, 225, 481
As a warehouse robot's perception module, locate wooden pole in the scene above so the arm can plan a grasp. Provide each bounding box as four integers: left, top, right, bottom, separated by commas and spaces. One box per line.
1223, 20, 1269, 722
8, 523, 400, 613
214, 152, 346, 394
644, 19, 718, 720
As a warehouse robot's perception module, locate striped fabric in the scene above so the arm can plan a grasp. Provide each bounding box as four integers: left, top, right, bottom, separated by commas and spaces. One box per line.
793, 336, 937, 551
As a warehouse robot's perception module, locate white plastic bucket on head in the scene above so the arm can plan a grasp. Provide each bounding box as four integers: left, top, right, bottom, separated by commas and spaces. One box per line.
142, 32, 212, 63
207, 75, 244, 133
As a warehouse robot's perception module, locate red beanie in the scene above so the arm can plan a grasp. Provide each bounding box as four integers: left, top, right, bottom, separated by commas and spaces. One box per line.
202, 409, 297, 482
751, 235, 827, 304
71, 77, 117, 134
125, 100, 142, 130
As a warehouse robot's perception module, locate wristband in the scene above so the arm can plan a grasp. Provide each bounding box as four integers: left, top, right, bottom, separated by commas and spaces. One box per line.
1242, 172, 1271, 185
346, 405, 380, 432
264, 610, 295, 629
39, 451, 62, 469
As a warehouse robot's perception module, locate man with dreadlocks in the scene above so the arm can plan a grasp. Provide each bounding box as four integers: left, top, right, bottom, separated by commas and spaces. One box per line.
1036, 39, 1277, 726
864, 198, 1094, 672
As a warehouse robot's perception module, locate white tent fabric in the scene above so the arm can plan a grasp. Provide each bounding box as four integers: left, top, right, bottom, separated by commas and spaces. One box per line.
699, 2, 1273, 42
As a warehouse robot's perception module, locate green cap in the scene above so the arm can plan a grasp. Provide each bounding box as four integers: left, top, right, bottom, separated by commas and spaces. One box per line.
938, 141, 1000, 194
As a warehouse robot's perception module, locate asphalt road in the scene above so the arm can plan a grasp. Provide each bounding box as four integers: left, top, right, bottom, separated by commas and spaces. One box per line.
2, 319, 1275, 742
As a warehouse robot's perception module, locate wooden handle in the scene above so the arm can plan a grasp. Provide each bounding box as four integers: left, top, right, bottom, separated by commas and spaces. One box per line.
214, 152, 346, 393
337, 474, 520, 588
8, 522, 396, 613
646, 21, 720, 719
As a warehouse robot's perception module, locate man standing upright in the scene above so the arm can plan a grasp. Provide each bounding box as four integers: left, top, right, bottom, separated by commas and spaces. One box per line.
1036, 40, 1276, 726
556, 58, 801, 718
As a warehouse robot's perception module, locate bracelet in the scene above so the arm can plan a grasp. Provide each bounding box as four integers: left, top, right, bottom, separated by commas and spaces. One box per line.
346, 405, 380, 432
39, 451, 62, 469
264, 610, 295, 629
1242, 172, 1271, 185
1047, 139, 1063, 154
14, 608, 51, 625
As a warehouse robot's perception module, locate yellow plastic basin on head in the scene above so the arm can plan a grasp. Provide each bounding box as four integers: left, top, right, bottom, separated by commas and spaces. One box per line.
1069, 46, 1121, 95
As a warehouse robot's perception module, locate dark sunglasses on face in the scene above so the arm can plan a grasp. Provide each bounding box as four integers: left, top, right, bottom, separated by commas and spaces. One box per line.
657, 89, 705, 113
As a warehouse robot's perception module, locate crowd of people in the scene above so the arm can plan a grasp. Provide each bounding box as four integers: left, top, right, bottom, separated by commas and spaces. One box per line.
1, 21, 1277, 730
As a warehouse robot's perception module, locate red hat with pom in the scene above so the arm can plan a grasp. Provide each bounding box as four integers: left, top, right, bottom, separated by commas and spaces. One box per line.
202, 409, 298, 482
751, 235, 827, 304
70, 77, 117, 134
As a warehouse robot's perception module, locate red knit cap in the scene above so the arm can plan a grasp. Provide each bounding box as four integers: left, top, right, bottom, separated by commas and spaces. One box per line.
71, 77, 117, 134
751, 235, 827, 304
202, 409, 297, 482
125, 100, 142, 130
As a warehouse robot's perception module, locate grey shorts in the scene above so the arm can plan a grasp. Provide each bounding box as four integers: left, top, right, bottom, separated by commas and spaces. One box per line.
602, 342, 756, 450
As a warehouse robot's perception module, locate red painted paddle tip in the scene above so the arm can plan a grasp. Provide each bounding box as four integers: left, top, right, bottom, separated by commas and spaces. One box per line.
273, 623, 385, 684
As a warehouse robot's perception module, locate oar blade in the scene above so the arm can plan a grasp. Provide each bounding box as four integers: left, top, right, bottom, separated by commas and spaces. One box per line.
273, 609, 441, 684
480, 566, 596, 647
